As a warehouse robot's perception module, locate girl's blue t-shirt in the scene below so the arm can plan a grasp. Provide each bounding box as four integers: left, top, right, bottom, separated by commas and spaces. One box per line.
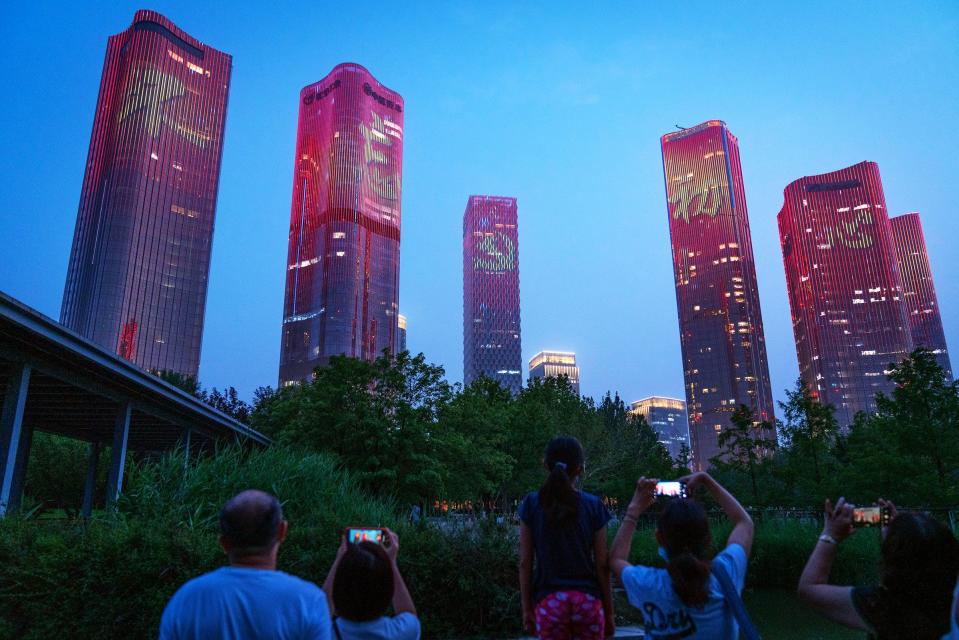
518, 490, 612, 603
620, 543, 748, 640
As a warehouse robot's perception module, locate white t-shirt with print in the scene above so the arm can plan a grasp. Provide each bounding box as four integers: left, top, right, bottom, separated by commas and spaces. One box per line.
333, 612, 420, 640
621, 543, 748, 640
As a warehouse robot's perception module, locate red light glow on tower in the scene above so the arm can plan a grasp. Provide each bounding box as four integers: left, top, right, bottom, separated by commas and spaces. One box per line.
778, 161, 914, 426
661, 121, 775, 470
60, 11, 232, 377
463, 196, 522, 394
890, 212, 952, 380
279, 64, 403, 385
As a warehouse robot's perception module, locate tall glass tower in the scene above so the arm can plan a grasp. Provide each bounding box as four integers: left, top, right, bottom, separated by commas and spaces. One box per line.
890, 212, 952, 381
463, 196, 522, 394
279, 64, 403, 386
661, 120, 775, 470
61, 11, 232, 378
778, 161, 914, 426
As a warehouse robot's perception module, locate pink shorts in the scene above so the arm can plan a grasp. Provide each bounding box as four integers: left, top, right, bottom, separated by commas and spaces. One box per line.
534, 590, 604, 640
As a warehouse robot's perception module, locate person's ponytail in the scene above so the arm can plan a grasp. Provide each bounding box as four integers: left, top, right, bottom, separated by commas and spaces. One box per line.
539, 437, 584, 528
659, 499, 713, 607
666, 551, 711, 607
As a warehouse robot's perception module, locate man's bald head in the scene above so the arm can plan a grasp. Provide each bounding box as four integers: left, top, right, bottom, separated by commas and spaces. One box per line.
219, 490, 284, 557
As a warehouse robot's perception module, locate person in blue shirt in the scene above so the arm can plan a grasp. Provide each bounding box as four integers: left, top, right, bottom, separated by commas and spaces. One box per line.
609, 472, 754, 640
518, 436, 614, 640
322, 528, 420, 640
159, 489, 331, 640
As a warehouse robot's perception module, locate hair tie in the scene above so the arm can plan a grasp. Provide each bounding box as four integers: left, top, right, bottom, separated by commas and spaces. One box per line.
554, 461, 568, 471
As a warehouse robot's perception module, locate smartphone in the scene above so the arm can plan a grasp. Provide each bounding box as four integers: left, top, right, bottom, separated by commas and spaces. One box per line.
851, 506, 891, 528
655, 481, 688, 499
345, 526, 386, 545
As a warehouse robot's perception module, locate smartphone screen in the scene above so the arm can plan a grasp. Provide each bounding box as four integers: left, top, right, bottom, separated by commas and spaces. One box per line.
852, 506, 883, 527
655, 481, 687, 499
346, 527, 385, 544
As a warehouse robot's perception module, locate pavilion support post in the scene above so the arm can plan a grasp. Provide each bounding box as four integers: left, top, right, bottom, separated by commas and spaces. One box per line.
105, 402, 131, 508
81, 442, 101, 518
8, 424, 33, 512
0, 362, 31, 517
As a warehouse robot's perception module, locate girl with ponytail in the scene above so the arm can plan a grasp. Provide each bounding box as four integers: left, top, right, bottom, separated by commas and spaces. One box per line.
609, 472, 755, 639
519, 436, 615, 639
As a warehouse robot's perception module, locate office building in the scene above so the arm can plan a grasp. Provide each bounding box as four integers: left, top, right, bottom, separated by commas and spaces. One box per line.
778, 161, 913, 425
463, 196, 522, 393
60, 11, 232, 377
279, 63, 403, 385
528, 351, 580, 395
661, 120, 776, 470
629, 396, 690, 460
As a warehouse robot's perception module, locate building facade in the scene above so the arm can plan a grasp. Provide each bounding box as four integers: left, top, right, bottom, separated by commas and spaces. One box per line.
279, 63, 403, 385
629, 396, 690, 460
397, 314, 407, 354
778, 161, 914, 426
528, 351, 580, 395
661, 120, 776, 470
463, 196, 522, 394
890, 213, 952, 380
60, 11, 231, 377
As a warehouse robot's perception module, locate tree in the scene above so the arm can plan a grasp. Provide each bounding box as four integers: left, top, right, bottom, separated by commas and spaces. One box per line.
712, 404, 776, 504
778, 380, 839, 485
154, 370, 201, 396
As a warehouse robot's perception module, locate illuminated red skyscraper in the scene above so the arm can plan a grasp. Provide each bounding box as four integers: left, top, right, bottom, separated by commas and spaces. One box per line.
890, 212, 952, 380
279, 64, 403, 385
778, 161, 914, 426
61, 11, 231, 378
463, 196, 522, 394
661, 121, 775, 470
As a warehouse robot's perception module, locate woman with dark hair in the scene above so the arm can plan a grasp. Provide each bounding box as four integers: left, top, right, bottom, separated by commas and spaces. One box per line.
519, 436, 615, 639
798, 498, 959, 639
609, 472, 755, 639
322, 529, 420, 640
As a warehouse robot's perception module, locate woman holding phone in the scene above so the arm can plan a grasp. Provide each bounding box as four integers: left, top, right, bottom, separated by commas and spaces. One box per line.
797, 498, 959, 639
322, 528, 420, 640
519, 436, 615, 639
609, 472, 754, 639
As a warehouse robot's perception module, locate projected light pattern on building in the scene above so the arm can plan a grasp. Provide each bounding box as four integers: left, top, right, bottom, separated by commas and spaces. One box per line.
890, 212, 952, 381
464, 196, 522, 394
661, 120, 776, 470
279, 63, 403, 386
778, 161, 914, 426
528, 351, 580, 395
60, 10, 232, 378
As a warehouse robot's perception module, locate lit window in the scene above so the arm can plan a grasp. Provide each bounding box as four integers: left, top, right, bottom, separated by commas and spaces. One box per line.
333, 232, 346, 239
335, 251, 345, 257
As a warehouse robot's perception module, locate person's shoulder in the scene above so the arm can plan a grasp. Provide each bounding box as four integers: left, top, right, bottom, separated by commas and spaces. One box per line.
579, 490, 603, 505
621, 564, 665, 590
272, 571, 325, 597
171, 567, 230, 595
518, 491, 539, 519
385, 612, 421, 639
716, 543, 748, 566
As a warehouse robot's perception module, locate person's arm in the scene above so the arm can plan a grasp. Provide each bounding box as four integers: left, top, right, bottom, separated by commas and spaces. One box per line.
682, 471, 754, 556
797, 498, 868, 631
383, 529, 416, 616
321, 536, 348, 616
519, 522, 536, 634
593, 526, 615, 637
609, 478, 658, 580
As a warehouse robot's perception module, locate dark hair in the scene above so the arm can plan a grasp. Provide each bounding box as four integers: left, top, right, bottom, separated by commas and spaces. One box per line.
658, 499, 712, 607
539, 436, 584, 528
872, 513, 959, 636
333, 542, 394, 621
219, 490, 283, 556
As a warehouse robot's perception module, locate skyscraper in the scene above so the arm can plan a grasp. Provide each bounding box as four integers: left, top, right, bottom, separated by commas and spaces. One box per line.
890, 212, 952, 380
629, 396, 690, 460
279, 64, 403, 385
778, 161, 913, 426
397, 314, 408, 354
661, 120, 775, 470
61, 11, 231, 378
528, 351, 580, 395
463, 196, 522, 394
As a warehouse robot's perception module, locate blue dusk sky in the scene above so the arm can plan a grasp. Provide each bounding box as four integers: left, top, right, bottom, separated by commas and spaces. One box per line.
1, 1, 957, 408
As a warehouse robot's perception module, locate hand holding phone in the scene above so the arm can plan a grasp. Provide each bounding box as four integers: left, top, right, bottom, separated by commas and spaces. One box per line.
654, 481, 688, 499
851, 505, 891, 528
345, 526, 386, 545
